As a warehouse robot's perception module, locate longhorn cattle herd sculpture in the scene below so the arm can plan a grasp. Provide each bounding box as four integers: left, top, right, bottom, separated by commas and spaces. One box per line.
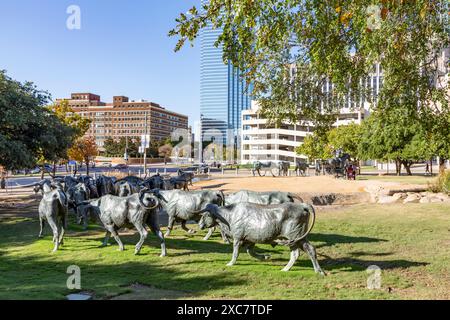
31, 170, 324, 274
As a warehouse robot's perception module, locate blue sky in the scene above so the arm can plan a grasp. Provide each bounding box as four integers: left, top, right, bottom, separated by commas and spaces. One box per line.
0, 0, 201, 124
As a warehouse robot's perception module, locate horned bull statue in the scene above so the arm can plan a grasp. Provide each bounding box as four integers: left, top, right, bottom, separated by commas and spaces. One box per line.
78, 188, 166, 256
37, 182, 68, 252
252, 160, 290, 177
196, 202, 325, 274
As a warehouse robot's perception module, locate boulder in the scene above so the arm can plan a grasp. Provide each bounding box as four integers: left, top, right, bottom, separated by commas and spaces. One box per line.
419, 197, 431, 204
430, 197, 444, 203
378, 196, 399, 204
365, 186, 388, 203
434, 193, 450, 202
392, 193, 407, 201
403, 194, 421, 204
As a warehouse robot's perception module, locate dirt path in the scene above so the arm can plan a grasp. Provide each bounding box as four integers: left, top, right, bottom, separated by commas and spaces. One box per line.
192, 175, 425, 194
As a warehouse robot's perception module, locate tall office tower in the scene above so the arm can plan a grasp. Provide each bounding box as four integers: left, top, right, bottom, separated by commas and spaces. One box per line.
200, 22, 252, 148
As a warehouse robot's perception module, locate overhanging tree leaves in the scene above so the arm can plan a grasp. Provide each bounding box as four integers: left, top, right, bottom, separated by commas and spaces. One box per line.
50, 99, 91, 139
0, 70, 76, 171
170, 0, 449, 126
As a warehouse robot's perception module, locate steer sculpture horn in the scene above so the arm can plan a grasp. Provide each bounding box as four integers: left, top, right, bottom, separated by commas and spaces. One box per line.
196, 204, 230, 229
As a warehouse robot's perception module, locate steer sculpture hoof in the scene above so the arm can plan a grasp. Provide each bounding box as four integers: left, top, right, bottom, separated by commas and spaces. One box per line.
188, 229, 197, 234
226, 262, 235, 267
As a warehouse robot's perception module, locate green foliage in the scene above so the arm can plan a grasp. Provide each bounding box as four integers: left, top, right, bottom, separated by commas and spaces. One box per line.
328, 123, 363, 159
430, 170, 450, 194
170, 0, 449, 126
297, 123, 363, 161
103, 137, 140, 158
0, 71, 77, 170
296, 130, 332, 161
50, 100, 91, 138
103, 137, 164, 158
358, 108, 429, 162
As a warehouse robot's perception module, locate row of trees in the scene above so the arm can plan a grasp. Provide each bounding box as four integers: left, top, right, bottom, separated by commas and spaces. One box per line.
171, 0, 449, 175
297, 106, 450, 175
0, 71, 97, 175
103, 137, 174, 163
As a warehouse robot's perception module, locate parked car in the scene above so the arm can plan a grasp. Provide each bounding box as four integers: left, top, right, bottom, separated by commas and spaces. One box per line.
100, 162, 112, 167
113, 164, 128, 170
29, 167, 41, 174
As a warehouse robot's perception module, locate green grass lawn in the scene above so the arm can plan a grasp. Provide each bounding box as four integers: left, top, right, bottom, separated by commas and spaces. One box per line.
357, 174, 435, 185
0, 203, 449, 300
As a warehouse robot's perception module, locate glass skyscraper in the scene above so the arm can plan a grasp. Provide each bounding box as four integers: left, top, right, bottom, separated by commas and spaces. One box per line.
200, 23, 252, 146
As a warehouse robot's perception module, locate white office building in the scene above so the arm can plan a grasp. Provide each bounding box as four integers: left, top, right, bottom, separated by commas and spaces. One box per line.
241, 63, 384, 165
241, 101, 370, 165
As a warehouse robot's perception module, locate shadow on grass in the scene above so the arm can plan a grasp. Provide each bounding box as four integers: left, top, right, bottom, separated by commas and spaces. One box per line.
0, 216, 428, 293
0, 252, 246, 300
318, 255, 428, 272
309, 233, 388, 249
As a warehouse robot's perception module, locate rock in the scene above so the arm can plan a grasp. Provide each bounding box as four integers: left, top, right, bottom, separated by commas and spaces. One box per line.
419, 197, 431, 204
403, 194, 421, 204
392, 193, 407, 201
434, 193, 450, 202
378, 196, 399, 204
365, 186, 388, 203
430, 197, 444, 203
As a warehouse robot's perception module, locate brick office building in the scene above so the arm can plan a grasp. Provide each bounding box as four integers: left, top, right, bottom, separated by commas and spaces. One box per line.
56, 93, 189, 149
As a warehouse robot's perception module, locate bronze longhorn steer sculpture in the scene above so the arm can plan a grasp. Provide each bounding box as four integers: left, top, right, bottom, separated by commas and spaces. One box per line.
38, 183, 68, 252
277, 161, 290, 176
197, 202, 325, 274
114, 179, 139, 197
79, 189, 166, 256
66, 183, 91, 228
203, 190, 304, 241
177, 169, 195, 186
151, 189, 225, 239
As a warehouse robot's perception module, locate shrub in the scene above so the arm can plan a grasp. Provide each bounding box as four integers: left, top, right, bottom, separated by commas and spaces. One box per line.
429, 170, 450, 194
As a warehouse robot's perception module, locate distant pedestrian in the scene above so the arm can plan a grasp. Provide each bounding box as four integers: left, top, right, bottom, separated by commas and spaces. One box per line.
425, 162, 430, 175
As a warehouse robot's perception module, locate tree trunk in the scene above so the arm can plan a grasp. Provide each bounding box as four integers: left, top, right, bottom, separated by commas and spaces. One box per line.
402, 161, 412, 176
85, 157, 90, 176
430, 158, 433, 175
439, 158, 446, 174
395, 159, 402, 176
40, 166, 45, 180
